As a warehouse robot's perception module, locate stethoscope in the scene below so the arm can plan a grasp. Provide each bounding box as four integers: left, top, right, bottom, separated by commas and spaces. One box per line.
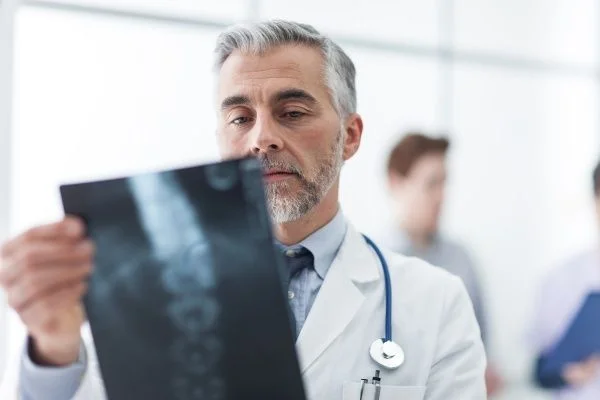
362, 235, 405, 370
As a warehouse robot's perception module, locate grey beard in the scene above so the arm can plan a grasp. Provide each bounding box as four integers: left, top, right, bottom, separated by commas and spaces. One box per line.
265, 132, 344, 224
266, 180, 321, 224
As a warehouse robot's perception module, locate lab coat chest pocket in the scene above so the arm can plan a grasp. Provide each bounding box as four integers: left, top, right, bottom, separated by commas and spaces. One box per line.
342, 381, 426, 400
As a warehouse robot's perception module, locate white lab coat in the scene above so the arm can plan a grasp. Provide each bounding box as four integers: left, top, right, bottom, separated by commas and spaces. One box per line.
9, 223, 487, 400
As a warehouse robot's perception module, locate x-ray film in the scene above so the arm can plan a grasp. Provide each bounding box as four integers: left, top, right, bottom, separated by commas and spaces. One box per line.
60, 157, 306, 400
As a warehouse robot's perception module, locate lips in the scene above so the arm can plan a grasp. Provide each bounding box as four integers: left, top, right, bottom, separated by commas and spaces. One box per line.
264, 169, 294, 176
263, 169, 297, 182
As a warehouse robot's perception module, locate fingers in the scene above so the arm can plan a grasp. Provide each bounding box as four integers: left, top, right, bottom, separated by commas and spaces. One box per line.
0, 240, 94, 287
20, 282, 87, 335
1, 216, 85, 257
590, 354, 600, 364
6, 262, 93, 312
0, 217, 91, 361
563, 358, 600, 386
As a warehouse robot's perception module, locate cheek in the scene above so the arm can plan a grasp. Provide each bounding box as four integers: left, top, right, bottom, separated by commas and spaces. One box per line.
286, 136, 324, 171
304, 119, 340, 148
403, 191, 422, 213
217, 133, 246, 159
413, 191, 435, 214
308, 137, 338, 172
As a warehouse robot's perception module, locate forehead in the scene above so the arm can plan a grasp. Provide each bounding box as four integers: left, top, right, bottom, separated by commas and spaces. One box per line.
217, 45, 327, 102
410, 153, 446, 176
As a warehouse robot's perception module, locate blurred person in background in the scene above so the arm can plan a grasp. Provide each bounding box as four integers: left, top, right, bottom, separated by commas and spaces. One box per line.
381, 132, 504, 397
531, 158, 600, 399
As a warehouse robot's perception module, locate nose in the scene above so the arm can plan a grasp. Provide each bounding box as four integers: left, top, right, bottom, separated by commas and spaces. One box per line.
249, 115, 284, 156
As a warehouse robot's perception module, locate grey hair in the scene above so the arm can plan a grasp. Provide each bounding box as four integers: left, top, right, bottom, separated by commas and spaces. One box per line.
214, 20, 357, 117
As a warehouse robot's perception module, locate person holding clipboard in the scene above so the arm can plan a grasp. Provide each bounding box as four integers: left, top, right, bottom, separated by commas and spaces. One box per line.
531, 159, 600, 399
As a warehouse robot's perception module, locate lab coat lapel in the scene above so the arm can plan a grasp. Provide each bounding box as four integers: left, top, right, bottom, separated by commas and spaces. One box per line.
296, 224, 380, 374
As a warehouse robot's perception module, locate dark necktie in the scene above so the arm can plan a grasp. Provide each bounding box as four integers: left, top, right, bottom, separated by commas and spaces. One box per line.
281, 246, 314, 337
283, 246, 314, 287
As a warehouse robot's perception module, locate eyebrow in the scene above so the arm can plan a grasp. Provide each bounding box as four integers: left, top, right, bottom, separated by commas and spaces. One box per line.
273, 88, 317, 104
220, 89, 317, 111
220, 95, 251, 110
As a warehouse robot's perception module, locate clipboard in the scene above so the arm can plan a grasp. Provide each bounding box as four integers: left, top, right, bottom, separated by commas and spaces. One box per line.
539, 291, 600, 375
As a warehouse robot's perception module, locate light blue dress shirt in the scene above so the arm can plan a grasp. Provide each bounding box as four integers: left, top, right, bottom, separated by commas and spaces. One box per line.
19, 209, 347, 400
276, 209, 346, 337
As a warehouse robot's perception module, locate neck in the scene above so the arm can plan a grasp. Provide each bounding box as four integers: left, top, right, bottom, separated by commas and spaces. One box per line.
274, 183, 340, 246
399, 221, 433, 251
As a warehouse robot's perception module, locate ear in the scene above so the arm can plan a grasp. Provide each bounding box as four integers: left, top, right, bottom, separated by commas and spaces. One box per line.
342, 113, 363, 161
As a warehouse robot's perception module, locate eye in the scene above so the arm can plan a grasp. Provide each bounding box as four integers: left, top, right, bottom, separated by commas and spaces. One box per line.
283, 111, 305, 119
230, 116, 252, 125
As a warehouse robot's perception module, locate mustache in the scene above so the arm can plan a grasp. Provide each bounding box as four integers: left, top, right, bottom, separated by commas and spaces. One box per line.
257, 156, 303, 176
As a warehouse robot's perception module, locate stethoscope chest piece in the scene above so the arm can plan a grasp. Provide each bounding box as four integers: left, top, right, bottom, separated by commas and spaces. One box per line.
369, 338, 404, 369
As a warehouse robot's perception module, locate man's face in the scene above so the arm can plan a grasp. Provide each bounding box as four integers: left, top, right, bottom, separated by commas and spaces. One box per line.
216, 45, 356, 223
389, 153, 447, 235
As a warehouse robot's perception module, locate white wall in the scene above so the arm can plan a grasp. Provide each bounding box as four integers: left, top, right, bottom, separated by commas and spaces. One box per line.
32, 0, 251, 22
10, 7, 221, 232
0, 0, 17, 385
454, 0, 599, 67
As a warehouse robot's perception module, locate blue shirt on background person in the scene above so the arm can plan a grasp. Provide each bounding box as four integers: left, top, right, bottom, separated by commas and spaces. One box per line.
382, 229, 487, 345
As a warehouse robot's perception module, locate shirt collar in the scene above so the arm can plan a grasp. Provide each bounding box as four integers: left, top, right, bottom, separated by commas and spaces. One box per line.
277, 208, 347, 279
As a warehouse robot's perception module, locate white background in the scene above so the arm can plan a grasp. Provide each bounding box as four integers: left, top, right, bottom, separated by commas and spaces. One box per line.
1, 1, 599, 399
0, 0, 17, 386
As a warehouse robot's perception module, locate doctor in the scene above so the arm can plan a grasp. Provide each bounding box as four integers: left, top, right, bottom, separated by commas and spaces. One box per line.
0, 20, 486, 399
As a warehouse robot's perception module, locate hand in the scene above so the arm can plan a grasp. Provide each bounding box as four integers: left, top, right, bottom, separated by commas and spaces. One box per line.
562, 355, 600, 387
0, 217, 93, 366
485, 365, 503, 397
